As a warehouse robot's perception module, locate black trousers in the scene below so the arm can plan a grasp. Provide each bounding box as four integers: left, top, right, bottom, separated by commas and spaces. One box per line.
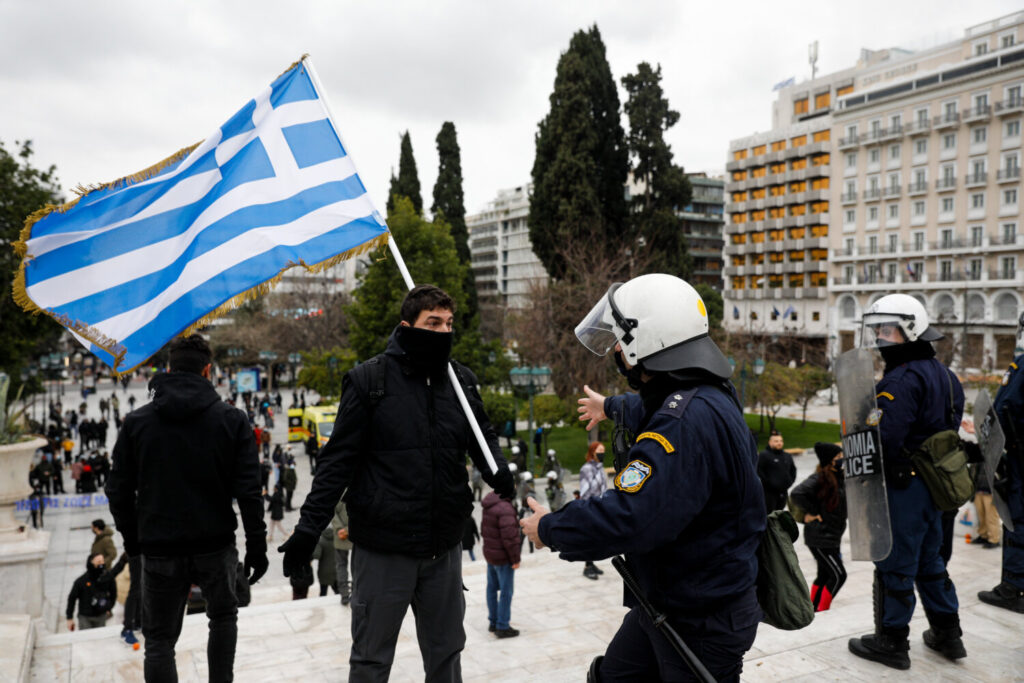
142, 547, 238, 683
124, 555, 143, 631
600, 590, 760, 682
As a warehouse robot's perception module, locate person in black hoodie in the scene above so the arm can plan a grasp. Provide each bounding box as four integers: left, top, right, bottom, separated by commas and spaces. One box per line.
106, 335, 267, 683
279, 285, 515, 682
790, 442, 847, 612
66, 553, 127, 630
757, 430, 796, 513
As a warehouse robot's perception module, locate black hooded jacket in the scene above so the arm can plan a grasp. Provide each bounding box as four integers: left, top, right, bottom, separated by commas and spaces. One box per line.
296, 328, 508, 558
106, 371, 265, 556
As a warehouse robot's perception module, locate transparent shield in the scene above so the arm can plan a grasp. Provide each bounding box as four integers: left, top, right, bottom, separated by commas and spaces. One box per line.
974, 390, 1015, 532
575, 292, 618, 356
835, 347, 893, 561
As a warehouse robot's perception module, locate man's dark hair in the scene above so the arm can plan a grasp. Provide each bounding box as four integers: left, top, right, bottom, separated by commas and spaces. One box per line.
769, 430, 781, 437
92, 519, 105, 530
168, 334, 213, 374
400, 285, 455, 324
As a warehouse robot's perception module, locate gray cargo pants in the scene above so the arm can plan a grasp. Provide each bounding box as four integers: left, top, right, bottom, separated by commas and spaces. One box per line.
349, 543, 465, 683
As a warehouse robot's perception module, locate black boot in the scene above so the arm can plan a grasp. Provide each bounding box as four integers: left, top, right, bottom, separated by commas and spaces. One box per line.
849, 571, 911, 670
978, 581, 1024, 614
922, 610, 966, 660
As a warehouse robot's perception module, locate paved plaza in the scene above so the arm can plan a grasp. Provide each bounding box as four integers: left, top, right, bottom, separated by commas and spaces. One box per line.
15, 380, 1024, 681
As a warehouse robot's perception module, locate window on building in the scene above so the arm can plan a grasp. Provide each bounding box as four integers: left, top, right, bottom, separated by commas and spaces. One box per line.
794, 99, 809, 115
972, 192, 985, 209
1005, 188, 1019, 205
941, 197, 954, 213
868, 235, 878, 254
975, 93, 989, 111
888, 204, 899, 219
812, 129, 830, 142
940, 260, 953, 281
1007, 120, 1021, 138
845, 209, 855, 224
914, 169, 926, 188
791, 158, 807, 170
753, 144, 766, 155
1003, 222, 1017, 243
913, 231, 925, 250
915, 139, 927, 155
944, 101, 958, 118
812, 153, 830, 166
868, 206, 879, 221
969, 259, 982, 280
1003, 34, 1017, 49
844, 237, 854, 253
1009, 85, 1023, 106
889, 144, 900, 160
914, 200, 925, 216
733, 149, 748, 161
916, 108, 929, 126
1001, 256, 1017, 279
888, 233, 898, 251
871, 119, 882, 135
791, 134, 807, 147
771, 140, 786, 151
811, 177, 829, 190
943, 133, 956, 149
973, 159, 987, 177
846, 152, 857, 168
844, 265, 854, 283
837, 84, 854, 97
973, 127, 987, 144
887, 172, 900, 190
890, 113, 902, 130
940, 228, 953, 247
971, 225, 983, 246
869, 148, 880, 163
815, 92, 831, 109
845, 124, 857, 140
975, 42, 989, 56
942, 164, 955, 182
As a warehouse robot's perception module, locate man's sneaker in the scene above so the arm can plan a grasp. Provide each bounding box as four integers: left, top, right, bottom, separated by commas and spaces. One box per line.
923, 628, 967, 660
488, 624, 496, 632
121, 629, 139, 646
495, 627, 520, 639
592, 565, 604, 575
982, 541, 1001, 549
848, 633, 911, 670
583, 567, 598, 581
970, 535, 987, 545
978, 582, 1024, 614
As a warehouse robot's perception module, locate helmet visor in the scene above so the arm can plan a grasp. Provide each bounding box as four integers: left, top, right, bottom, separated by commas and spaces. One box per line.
860, 314, 908, 348
575, 289, 619, 356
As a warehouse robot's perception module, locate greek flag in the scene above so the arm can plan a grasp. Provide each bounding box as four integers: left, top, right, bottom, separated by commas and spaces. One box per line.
13, 58, 388, 374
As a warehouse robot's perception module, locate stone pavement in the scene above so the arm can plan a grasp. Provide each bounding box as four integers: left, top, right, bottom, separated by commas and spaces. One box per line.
22, 379, 1024, 680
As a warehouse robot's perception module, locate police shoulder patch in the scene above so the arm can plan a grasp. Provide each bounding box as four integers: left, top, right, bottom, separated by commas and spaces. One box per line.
636, 431, 675, 453
614, 460, 653, 493
876, 391, 895, 402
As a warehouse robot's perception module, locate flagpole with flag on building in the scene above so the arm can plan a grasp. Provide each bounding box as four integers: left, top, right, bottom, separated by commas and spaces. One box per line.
12, 55, 500, 474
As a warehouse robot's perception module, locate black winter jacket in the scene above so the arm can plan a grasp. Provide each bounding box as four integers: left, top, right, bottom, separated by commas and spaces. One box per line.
789, 470, 848, 548
106, 372, 265, 556
296, 329, 508, 557
66, 555, 126, 618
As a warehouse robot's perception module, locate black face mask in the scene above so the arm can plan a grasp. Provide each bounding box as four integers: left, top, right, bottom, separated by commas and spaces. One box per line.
88, 564, 104, 578
614, 350, 645, 390
396, 325, 453, 370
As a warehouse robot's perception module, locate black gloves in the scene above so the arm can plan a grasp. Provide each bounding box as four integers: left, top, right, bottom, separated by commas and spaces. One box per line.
278, 528, 318, 578
492, 466, 515, 500
244, 535, 269, 585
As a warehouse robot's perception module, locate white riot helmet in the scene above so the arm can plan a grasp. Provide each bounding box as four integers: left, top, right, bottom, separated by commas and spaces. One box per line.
547, 449, 556, 457
507, 463, 518, 474
861, 294, 943, 348
520, 472, 533, 482
511, 446, 520, 455
575, 274, 732, 379
546, 470, 558, 481
1016, 311, 1024, 353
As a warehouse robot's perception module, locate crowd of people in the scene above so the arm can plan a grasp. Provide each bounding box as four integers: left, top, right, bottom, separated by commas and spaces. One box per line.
34, 278, 1023, 682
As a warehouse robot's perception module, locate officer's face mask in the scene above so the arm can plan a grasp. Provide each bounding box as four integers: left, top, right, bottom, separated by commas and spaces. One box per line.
614, 349, 645, 390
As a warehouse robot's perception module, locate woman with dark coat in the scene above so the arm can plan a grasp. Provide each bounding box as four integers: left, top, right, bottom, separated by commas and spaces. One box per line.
462, 515, 480, 561
266, 484, 286, 542
790, 442, 848, 612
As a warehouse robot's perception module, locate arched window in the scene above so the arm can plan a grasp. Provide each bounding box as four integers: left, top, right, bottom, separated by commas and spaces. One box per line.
995, 292, 1019, 321
966, 294, 985, 321
934, 294, 956, 322
840, 296, 856, 320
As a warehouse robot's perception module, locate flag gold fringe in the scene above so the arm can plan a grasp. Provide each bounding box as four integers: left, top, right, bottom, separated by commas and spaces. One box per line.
278, 54, 310, 80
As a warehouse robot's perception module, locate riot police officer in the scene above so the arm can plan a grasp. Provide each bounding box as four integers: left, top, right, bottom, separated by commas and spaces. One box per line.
848, 294, 966, 669
978, 311, 1024, 612
520, 274, 765, 682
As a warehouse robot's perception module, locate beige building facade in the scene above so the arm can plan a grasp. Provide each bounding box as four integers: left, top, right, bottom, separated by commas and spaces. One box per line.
725, 11, 1024, 369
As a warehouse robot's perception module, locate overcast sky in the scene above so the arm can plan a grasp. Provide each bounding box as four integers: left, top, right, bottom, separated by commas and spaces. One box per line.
2, 1, 1021, 217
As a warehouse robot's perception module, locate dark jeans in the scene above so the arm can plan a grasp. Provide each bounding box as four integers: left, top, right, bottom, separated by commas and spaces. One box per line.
601, 591, 760, 682
142, 546, 238, 683
124, 555, 143, 631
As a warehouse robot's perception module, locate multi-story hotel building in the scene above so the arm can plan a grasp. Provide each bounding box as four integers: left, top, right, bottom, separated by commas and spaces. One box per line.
831, 13, 1024, 369
725, 10, 1024, 369
467, 184, 547, 310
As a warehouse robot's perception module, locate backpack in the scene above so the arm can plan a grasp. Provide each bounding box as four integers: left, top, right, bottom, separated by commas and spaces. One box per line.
757, 510, 815, 630
357, 354, 474, 410
907, 372, 974, 512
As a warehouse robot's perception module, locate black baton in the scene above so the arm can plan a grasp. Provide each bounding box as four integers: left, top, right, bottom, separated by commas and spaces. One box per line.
611, 555, 717, 683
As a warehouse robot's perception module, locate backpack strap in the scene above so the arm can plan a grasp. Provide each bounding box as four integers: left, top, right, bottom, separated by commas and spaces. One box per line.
367, 355, 386, 407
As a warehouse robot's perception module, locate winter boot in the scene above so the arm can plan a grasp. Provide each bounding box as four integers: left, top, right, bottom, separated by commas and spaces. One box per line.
922, 610, 966, 660
815, 586, 834, 612
978, 581, 1024, 614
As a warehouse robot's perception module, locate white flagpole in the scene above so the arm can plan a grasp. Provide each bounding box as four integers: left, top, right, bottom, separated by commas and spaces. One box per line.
302, 56, 500, 475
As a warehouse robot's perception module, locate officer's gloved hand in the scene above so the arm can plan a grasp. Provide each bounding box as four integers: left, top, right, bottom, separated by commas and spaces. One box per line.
492, 466, 515, 500
963, 440, 983, 464
278, 528, 318, 578
244, 535, 269, 584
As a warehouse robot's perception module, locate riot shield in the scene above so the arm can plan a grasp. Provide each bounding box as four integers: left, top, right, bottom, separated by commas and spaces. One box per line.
835, 348, 893, 561
973, 390, 1015, 532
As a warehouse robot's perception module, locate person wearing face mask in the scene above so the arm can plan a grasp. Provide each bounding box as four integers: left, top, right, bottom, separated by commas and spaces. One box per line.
279, 284, 515, 682
578, 441, 609, 580
789, 442, 847, 612
846, 294, 966, 670
520, 274, 765, 683
66, 553, 127, 631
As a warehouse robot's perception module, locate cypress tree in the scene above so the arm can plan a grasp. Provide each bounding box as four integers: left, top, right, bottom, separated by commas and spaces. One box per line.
621, 62, 692, 277
529, 25, 629, 280
432, 122, 477, 322
386, 131, 422, 215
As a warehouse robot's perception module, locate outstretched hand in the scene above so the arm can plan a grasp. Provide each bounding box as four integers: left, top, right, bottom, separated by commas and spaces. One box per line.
519, 496, 550, 549
577, 385, 607, 431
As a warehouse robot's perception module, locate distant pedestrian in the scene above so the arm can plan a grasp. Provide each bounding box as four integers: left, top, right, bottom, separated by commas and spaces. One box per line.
331, 501, 353, 606
66, 553, 126, 631
578, 442, 608, 580
267, 485, 286, 542
757, 430, 796, 513
481, 490, 521, 638
312, 526, 338, 596
790, 442, 848, 612
463, 514, 480, 562
281, 460, 297, 511
28, 484, 45, 529
90, 519, 118, 568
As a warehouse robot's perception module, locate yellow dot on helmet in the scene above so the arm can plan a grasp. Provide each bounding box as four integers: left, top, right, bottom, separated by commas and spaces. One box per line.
697, 300, 707, 317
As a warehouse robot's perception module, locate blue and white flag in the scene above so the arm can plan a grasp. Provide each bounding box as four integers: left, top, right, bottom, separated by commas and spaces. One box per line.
782, 305, 795, 319
772, 76, 795, 92
14, 57, 388, 374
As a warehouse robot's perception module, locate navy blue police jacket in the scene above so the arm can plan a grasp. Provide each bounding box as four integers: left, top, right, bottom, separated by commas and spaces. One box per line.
994, 354, 1024, 447
537, 383, 765, 617
875, 357, 964, 463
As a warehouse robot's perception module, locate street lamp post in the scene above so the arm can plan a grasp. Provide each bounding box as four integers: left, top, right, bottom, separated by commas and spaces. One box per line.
288, 353, 302, 386
509, 366, 551, 475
